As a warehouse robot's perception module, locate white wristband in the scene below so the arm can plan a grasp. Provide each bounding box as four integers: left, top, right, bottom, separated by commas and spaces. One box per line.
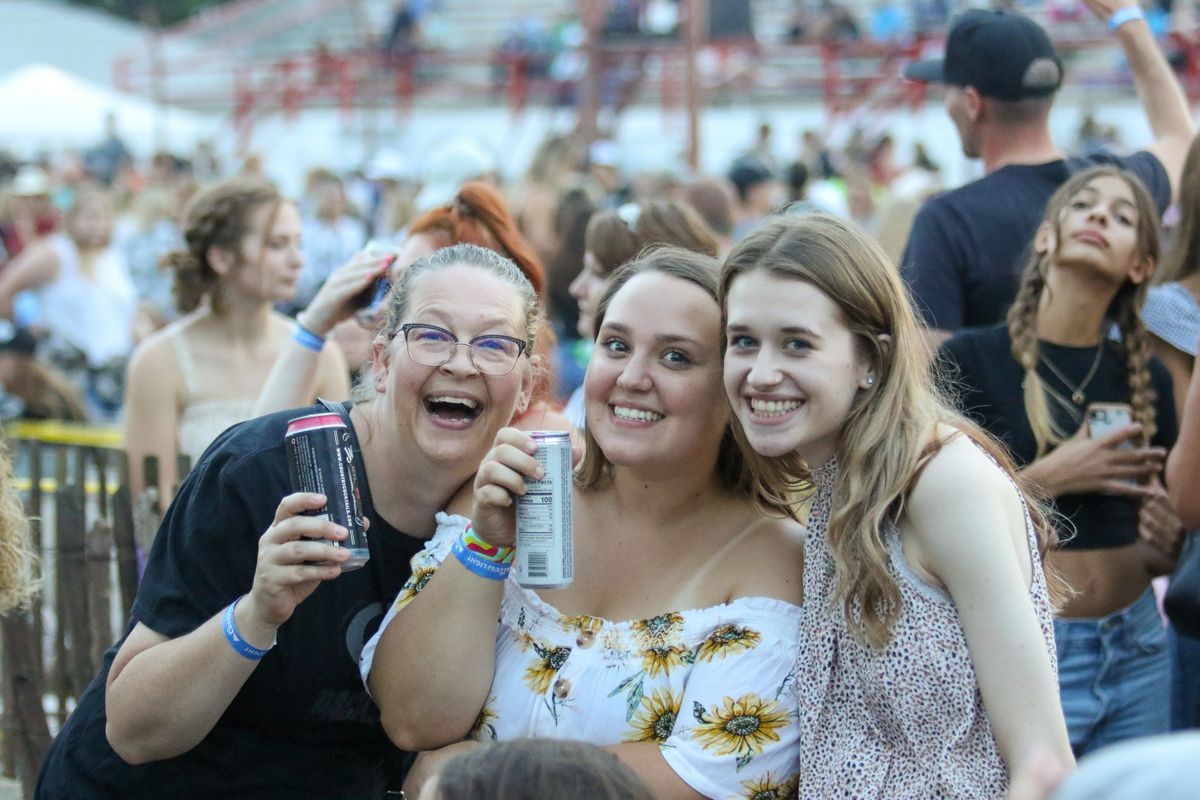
1108, 6, 1145, 32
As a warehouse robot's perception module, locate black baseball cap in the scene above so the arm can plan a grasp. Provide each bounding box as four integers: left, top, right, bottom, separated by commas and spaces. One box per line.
904, 10, 1063, 101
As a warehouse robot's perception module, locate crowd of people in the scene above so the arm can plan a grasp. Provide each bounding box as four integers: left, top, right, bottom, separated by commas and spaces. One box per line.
0, 2, 1197, 799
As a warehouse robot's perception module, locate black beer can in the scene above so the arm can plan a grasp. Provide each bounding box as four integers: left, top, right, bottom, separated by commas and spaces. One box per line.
285, 412, 370, 571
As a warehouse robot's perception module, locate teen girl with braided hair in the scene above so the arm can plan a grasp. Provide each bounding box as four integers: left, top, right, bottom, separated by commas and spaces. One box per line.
124, 177, 352, 509
722, 213, 1070, 797
939, 166, 1185, 756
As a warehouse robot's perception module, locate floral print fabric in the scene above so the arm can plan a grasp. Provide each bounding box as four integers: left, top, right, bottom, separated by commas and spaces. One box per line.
361, 513, 801, 800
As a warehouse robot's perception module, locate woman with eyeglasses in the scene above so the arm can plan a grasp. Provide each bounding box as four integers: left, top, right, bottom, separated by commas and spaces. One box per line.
363, 247, 803, 799
563, 200, 720, 427
256, 182, 569, 433
36, 244, 544, 800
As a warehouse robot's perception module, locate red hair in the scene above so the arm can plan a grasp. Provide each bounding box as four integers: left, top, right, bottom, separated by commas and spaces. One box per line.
408, 182, 546, 296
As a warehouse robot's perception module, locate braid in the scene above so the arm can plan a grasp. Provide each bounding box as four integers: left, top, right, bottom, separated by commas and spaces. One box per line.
1115, 299, 1157, 446
1007, 256, 1062, 456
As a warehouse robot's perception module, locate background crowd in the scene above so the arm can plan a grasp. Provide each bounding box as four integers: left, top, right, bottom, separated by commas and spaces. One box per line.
4, 1, 1200, 799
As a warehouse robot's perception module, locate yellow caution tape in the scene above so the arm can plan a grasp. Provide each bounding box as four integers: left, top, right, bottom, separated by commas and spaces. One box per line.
4, 420, 123, 448
12, 477, 121, 496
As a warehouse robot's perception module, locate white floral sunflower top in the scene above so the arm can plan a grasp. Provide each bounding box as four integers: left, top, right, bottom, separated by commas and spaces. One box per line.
361, 513, 802, 800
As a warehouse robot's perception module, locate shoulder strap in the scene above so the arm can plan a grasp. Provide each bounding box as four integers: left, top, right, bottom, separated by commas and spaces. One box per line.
166, 327, 200, 399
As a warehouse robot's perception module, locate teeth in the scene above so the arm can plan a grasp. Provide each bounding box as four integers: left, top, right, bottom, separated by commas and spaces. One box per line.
429, 396, 478, 409
612, 405, 664, 422
749, 398, 801, 417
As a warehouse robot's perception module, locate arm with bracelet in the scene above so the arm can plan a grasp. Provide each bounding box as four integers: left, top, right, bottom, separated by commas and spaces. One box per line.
254, 250, 390, 415
1082, 0, 1195, 197
363, 427, 537, 751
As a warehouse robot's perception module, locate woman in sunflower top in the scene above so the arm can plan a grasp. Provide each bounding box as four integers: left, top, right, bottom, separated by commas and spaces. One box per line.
939, 167, 1185, 756
720, 213, 1073, 797
361, 246, 803, 799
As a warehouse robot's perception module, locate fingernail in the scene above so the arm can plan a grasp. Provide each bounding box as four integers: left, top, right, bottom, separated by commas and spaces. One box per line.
535, 467, 545, 480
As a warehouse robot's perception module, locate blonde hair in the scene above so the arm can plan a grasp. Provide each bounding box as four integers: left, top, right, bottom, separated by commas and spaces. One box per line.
0, 441, 37, 611
721, 214, 1059, 648
1006, 166, 1161, 456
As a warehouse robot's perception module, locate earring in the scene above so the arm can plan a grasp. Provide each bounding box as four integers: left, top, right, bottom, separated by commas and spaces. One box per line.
864, 376, 875, 388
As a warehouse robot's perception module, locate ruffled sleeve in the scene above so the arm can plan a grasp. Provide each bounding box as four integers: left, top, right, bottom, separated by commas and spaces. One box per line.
658, 600, 801, 799
358, 512, 468, 687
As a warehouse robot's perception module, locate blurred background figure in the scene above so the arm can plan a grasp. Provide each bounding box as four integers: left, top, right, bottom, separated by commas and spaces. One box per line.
0, 186, 134, 421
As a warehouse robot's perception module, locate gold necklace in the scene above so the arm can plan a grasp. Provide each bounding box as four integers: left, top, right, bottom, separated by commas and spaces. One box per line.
1038, 343, 1105, 406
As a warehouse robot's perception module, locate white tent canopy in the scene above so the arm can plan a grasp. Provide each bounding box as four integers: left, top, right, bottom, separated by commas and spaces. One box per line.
0, 63, 217, 158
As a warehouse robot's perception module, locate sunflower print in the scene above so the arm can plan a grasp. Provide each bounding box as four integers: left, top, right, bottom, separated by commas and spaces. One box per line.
693, 694, 792, 770
631, 612, 684, 648
524, 640, 572, 694
560, 613, 603, 636
696, 624, 762, 662
642, 644, 694, 678
739, 771, 799, 800
468, 698, 499, 741
391, 564, 437, 612
624, 687, 682, 743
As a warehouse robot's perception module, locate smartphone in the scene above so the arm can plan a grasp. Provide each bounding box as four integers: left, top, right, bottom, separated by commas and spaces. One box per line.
352, 241, 400, 310
1087, 402, 1134, 447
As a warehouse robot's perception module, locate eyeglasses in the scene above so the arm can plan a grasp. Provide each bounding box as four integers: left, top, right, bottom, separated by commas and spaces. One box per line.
399, 323, 527, 376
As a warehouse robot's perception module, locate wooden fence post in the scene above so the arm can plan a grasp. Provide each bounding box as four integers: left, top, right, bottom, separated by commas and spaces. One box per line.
0, 613, 51, 798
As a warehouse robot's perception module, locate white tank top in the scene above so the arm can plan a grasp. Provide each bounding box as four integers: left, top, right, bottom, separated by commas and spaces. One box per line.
42, 233, 136, 366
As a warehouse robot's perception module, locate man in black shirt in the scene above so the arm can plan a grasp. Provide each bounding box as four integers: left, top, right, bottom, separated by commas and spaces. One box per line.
901, 4, 1193, 345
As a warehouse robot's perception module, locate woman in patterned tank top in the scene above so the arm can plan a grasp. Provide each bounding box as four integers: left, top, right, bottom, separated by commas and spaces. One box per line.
719, 214, 1074, 798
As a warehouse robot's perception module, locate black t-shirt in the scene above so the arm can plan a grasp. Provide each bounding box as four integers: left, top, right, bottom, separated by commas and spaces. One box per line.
939, 325, 1177, 549
35, 404, 424, 800
901, 151, 1170, 331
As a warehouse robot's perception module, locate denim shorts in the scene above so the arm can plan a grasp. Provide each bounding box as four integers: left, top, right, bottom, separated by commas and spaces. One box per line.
1054, 587, 1171, 757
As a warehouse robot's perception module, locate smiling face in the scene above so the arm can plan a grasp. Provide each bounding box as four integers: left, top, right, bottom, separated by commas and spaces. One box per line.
1038, 174, 1149, 287
584, 272, 728, 474
371, 263, 533, 468
724, 271, 873, 467
583, 272, 724, 479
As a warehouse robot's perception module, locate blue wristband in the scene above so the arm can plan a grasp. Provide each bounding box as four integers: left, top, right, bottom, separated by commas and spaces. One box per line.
293, 323, 326, 353
1109, 6, 1145, 31
222, 596, 272, 660
452, 532, 511, 581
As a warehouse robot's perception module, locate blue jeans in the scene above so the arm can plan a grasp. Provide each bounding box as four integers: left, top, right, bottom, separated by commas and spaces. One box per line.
1171, 627, 1200, 730
1054, 588, 1171, 757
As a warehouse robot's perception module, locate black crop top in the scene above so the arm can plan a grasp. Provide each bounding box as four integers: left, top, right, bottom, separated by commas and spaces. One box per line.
939, 324, 1177, 550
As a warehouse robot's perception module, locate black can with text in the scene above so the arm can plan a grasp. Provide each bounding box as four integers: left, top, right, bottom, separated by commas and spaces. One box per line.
285, 412, 370, 571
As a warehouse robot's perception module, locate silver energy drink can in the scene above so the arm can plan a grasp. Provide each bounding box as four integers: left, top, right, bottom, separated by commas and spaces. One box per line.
515, 431, 574, 588
285, 412, 370, 572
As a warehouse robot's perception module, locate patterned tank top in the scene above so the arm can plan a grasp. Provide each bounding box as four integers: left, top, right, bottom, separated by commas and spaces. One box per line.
798, 453, 1056, 799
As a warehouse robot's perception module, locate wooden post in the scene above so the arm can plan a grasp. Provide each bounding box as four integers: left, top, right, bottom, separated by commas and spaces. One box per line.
133, 456, 162, 556
55, 446, 91, 703
0, 613, 51, 794
112, 452, 139, 619
684, 0, 708, 173
85, 519, 114, 674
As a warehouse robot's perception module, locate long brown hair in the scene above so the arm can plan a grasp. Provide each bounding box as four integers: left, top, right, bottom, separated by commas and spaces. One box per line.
1006, 166, 1161, 456
721, 214, 1062, 648
584, 200, 720, 279
1158, 133, 1200, 285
